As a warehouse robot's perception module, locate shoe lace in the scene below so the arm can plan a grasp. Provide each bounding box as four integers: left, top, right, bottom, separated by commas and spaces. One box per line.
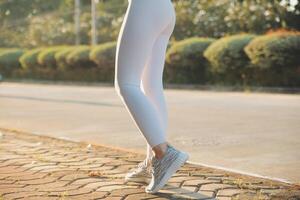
149, 155, 160, 175
132, 159, 148, 173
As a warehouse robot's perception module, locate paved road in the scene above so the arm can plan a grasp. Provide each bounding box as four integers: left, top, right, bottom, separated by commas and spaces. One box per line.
0, 82, 299, 183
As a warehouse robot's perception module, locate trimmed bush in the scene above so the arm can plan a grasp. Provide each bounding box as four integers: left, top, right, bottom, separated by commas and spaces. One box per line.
19, 48, 44, 70
245, 31, 300, 86
0, 48, 25, 76
166, 37, 215, 84
90, 41, 116, 67
66, 45, 97, 69
90, 41, 117, 81
54, 46, 74, 70
37, 46, 67, 69
203, 33, 257, 85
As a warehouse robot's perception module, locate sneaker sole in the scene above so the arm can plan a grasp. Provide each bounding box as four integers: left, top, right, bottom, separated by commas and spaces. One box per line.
145, 151, 189, 193
124, 176, 151, 184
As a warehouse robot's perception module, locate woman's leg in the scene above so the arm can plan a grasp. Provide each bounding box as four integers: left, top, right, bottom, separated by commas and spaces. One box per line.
142, 6, 176, 162
143, 34, 174, 163
114, 0, 171, 149
141, 35, 171, 136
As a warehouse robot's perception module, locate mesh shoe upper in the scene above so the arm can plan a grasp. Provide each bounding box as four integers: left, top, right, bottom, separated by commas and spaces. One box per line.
147, 144, 180, 189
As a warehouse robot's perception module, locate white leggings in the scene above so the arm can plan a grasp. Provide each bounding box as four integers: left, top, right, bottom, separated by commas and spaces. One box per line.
114, 0, 176, 160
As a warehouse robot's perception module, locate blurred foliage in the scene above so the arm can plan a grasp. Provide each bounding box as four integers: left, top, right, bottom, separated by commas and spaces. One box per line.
90, 41, 116, 67
244, 30, 300, 86
172, 0, 299, 39
245, 29, 300, 69
65, 45, 97, 69
54, 46, 74, 70
89, 41, 117, 81
0, 0, 299, 47
0, 48, 25, 75
165, 37, 215, 84
204, 33, 257, 85
19, 47, 44, 70
37, 46, 68, 69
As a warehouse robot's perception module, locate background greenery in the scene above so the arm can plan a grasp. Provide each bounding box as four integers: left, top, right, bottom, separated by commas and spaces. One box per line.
1, 0, 299, 48
0, 0, 299, 88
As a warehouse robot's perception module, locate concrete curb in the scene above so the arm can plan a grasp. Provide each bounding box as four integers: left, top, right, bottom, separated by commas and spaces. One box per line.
2, 78, 300, 94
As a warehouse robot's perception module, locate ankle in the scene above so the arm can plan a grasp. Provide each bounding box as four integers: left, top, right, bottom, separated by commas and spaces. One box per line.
152, 142, 168, 159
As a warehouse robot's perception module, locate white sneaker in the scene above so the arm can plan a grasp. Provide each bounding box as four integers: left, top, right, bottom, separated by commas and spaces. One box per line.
124, 159, 152, 184
145, 144, 189, 194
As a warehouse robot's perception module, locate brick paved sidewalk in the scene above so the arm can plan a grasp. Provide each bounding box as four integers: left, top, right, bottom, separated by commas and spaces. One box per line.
0, 128, 299, 200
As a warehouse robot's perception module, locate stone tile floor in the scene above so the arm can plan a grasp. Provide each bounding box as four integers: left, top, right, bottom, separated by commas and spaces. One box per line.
0, 127, 299, 200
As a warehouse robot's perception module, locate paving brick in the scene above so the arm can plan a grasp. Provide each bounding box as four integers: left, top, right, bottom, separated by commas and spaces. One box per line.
0, 166, 27, 174
20, 162, 57, 171
183, 179, 221, 186
181, 185, 198, 193
16, 176, 57, 185
200, 183, 238, 191
59, 172, 89, 181
5, 171, 47, 181
69, 177, 103, 185
124, 192, 156, 200
104, 197, 123, 200
3, 191, 48, 199
23, 197, 60, 200
216, 188, 244, 196
47, 187, 93, 196
24, 180, 70, 190
41, 184, 81, 193
171, 192, 212, 200
67, 191, 109, 199
168, 176, 199, 183
109, 188, 145, 196
0, 187, 36, 195
0, 183, 26, 189
216, 196, 232, 200
83, 181, 124, 189
97, 184, 138, 192
197, 190, 215, 198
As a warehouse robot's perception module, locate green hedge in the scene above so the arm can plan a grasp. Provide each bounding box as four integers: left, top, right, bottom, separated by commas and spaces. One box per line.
0, 48, 24, 76
37, 46, 67, 69
204, 33, 257, 85
245, 31, 300, 86
19, 48, 44, 70
54, 46, 74, 70
66, 45, 97, 69
1, 32, 300, 87
166, 37, 215, 84
90, 41, 117, 82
